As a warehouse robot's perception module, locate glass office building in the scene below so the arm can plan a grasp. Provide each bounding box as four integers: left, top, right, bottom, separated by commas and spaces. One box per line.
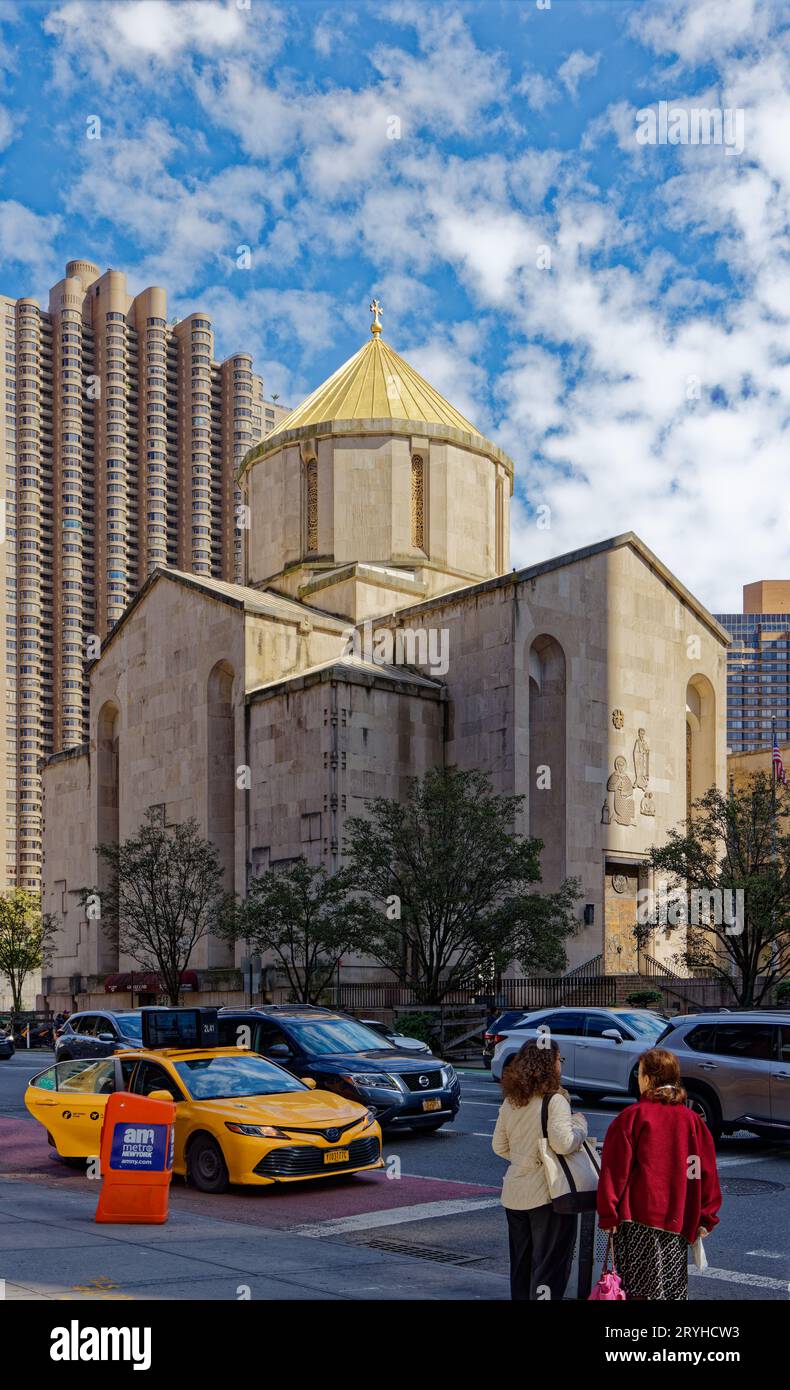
714, 605, 790, 754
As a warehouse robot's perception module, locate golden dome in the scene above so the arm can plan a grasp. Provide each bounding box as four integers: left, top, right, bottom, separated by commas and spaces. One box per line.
239, 313, 514, 480
267, 333, 480, 437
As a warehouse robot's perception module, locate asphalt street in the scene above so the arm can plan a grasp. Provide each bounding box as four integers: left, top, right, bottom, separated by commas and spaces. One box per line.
0, 1050, 788, 1300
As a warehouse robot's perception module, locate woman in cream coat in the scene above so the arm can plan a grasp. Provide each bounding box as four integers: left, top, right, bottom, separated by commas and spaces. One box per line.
492, 1038, 588, 1300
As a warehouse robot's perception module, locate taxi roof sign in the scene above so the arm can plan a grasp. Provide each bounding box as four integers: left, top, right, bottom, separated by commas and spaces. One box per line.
141, 1007, 218, 1051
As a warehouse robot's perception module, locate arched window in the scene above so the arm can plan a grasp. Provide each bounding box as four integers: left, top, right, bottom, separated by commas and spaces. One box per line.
96, 701, 120, 972
306, 459, 318, 553
411, 453, 424, 550
495, 475, 504, 573
686, 674, 716, 818
528, 635, 567, 888
207, 661, 236, 967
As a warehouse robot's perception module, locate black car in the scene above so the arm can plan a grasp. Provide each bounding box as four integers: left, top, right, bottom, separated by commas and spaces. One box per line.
218, 1006, 460, 1131
482, 1010, 530, 1068
54, 1009, 145, 1061
0, 1029, 13, 1060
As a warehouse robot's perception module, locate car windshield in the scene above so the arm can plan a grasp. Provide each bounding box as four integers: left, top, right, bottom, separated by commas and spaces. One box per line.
618, 1012, 666, 1039
286, 1019, 391, 1055
174, 1055, 307, 1100
116, 1012, 142, 1039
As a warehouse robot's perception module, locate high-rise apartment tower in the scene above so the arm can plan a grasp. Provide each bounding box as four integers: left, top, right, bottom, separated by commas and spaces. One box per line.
0, 260, 286, 892
715, 581, 790, 755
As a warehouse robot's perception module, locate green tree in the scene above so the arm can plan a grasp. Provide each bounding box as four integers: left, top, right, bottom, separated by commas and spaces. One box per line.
91, 810, 228, 1005
0, 890, 58, 1012
220, 859, 372, 1005
344, 767, 580, 1003
641, 773, 790, 1006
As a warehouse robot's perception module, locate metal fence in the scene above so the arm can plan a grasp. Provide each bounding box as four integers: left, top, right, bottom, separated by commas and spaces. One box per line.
327, 974, 616, 1012
313, 971, 780, 1015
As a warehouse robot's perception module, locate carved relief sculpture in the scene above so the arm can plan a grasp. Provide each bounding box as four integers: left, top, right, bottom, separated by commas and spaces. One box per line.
606, 755, 636, 826
612, 709, 624, 730
633, 727, 650, 790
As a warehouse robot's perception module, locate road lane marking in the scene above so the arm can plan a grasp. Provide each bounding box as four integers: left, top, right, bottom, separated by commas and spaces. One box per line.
289, 1197, 501, 1237
689, 1266, 789, 1291
717, 1152, 781, 1167
746, 1249, 785, 1259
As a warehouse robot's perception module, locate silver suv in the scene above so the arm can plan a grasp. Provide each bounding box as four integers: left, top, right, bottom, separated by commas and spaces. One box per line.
491, 1006, 667, 1097
659, 1011, 790, 1142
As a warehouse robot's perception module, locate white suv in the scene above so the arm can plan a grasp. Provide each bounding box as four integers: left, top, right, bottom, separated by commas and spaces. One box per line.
491, 1006, 668, 1099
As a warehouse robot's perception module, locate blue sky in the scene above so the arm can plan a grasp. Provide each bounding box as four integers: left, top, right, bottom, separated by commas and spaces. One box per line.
0, 0, 788, 608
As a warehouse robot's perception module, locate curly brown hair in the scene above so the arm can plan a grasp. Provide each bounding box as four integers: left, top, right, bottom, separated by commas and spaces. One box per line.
501, 1038, 562, 1107
639, 1047, 687, 1105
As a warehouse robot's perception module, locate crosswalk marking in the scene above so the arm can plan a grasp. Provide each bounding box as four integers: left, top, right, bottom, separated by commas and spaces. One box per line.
289, 1196, 501, 1238
690, 1265, 788, 1291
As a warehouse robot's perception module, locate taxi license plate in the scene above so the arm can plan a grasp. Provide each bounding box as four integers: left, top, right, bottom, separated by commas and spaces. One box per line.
324, 1148, 349, 1165
422, 1098, 442, 1112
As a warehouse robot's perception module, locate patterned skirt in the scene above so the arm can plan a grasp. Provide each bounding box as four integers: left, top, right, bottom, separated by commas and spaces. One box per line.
613, 1220, 689, 1300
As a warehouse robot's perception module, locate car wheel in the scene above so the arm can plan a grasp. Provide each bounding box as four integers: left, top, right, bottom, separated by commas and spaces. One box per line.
685, 1087, 722, 1142
482, 1057, 492, 1070
187, 1134, 229, 1193
57, 1052, 72, 1062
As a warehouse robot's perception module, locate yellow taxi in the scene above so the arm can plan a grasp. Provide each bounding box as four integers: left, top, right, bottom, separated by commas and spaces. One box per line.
25, 1047, 383, 1192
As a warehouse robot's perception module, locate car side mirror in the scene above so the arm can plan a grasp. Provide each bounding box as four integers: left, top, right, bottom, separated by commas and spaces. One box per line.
269, 1044, 292, 1059
148, 1089, 177, 1103
97, 1033, 115, 1043
300, 1077, 317, 1089
601, 1029, 623, 1043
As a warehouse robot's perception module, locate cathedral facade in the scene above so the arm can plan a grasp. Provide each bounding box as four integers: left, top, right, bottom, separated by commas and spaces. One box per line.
41, 314, 728, 1008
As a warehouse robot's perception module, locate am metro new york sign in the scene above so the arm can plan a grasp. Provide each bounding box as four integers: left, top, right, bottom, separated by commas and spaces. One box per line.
109, 1122, 173, 1171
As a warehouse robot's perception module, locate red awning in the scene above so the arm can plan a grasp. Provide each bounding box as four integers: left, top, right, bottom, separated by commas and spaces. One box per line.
104, 971, 198, 994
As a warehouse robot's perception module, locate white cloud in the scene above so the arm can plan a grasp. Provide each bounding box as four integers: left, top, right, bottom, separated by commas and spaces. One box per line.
198, 9, 508, 193
0, 201, 61, 280
44, 0, 281, 85
633, 0, 767, 66
0, 103, 16, 149
63, 119, 297, 294
557, 49, 601, 98
516, 68, 559, 111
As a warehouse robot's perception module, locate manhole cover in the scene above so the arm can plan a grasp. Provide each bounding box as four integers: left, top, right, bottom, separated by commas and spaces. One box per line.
721, 1178, 785, 1196
355, 1237, 483, 1266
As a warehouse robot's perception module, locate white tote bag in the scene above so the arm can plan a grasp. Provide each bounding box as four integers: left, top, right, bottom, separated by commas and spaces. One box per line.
538, 1093, 600, 1214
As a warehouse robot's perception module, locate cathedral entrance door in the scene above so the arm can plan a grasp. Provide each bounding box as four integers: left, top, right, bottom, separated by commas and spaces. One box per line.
603, 863, 640, 974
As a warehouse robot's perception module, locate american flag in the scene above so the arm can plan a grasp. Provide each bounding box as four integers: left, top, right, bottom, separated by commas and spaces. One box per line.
773, 734, 787, 785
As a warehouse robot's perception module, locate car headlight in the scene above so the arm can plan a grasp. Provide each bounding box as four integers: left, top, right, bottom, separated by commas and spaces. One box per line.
342, 1072, 403, 1092
441, 1065, 457, 1086
225, 1122, 290, 1138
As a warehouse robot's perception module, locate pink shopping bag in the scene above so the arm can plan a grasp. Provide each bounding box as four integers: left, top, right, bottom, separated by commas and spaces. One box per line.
588, 1233, 626, 1300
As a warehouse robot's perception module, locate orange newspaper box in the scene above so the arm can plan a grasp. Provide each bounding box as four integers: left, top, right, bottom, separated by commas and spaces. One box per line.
95, 1091, 176, 1225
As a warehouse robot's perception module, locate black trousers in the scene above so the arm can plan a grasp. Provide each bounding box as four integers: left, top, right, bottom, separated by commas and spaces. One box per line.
505, 1203, 576, 1301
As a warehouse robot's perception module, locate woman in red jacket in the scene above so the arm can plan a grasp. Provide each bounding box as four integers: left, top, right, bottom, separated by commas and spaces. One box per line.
597, 1047, 722, 1300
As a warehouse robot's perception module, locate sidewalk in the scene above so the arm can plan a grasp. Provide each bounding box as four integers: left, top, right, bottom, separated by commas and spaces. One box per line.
0, 1179, 507, 1301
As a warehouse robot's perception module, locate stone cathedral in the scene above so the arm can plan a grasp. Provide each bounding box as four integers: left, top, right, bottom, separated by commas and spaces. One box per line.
41, 306, 728, 1009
